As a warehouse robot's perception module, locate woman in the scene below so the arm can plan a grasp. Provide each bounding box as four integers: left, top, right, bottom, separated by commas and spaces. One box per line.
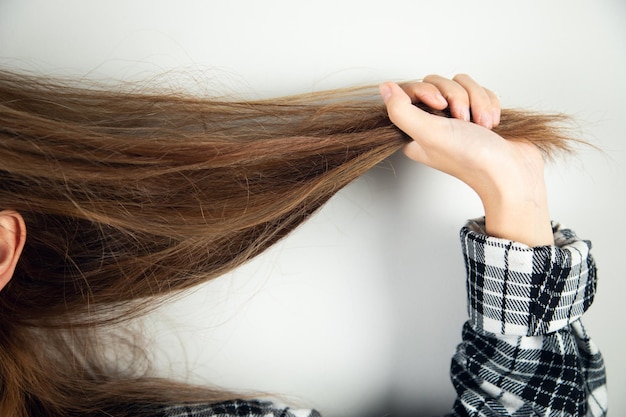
0, 71, 606, 416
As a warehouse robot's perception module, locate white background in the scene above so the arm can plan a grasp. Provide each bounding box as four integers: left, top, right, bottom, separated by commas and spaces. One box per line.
1, 1, 625, 416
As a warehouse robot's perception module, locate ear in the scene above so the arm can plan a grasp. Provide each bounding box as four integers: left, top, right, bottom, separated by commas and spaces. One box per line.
0, 210, 26, 292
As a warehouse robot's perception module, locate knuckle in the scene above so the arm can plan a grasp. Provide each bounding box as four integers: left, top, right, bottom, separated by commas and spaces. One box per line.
422, 74, 442, 83
405, 81, 429, 93
487, 89, 501, 105
412, 82, 440, 97
452, 73, 472, 83
446, 89, 470, 104
386, 101, 404, 121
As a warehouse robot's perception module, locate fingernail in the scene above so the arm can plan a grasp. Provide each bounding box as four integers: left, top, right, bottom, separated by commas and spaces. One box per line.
460, 107, 470, 122
479, 112, 493, 129
492, 110, 500, 126
379, 83, 392, 103
436, 92, 447, 106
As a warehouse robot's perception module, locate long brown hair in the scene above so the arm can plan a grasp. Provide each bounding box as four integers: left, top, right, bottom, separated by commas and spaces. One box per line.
0, 69, 577, 416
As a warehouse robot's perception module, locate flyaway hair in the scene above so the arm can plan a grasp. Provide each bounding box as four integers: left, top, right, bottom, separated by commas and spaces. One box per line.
0, 69, 577, 416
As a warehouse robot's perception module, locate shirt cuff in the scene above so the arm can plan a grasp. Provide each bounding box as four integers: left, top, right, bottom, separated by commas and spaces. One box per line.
461, 217, 597, 336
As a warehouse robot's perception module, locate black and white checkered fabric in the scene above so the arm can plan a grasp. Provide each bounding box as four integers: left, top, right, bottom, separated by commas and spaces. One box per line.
162, 219, 607, 417
448, 219, 607, 416
462, 218, 596, 336
164, 399, 321, 417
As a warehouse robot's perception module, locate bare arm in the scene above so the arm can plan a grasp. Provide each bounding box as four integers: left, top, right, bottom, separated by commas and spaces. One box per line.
379, 75, 553, 246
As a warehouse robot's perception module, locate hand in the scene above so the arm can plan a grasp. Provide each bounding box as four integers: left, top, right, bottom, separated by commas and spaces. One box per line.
380, 74, 554, 246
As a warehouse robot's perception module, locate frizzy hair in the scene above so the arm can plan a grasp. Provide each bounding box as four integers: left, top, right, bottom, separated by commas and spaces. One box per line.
0, 69, 576, 416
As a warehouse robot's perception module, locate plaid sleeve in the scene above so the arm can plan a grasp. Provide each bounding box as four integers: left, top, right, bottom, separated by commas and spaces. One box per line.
163, 399, 321, 417
447, 218, 607, 417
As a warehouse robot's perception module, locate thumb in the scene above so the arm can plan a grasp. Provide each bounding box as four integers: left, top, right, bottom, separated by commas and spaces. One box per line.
380, 82, 457, 166
379, 82, 432, 140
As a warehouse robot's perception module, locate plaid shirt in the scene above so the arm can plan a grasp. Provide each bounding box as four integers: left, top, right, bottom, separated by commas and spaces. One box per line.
447, 219, 607, 417
164, 219, 607, 417
164, 400, 320, 417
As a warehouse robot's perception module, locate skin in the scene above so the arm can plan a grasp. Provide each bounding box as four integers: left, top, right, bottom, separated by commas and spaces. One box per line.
0, 210, 26, 291
379, 74, 554, 247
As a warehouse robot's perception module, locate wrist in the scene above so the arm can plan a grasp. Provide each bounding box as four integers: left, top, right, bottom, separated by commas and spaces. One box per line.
480, 180, 554, 247
464, 141, 554, 247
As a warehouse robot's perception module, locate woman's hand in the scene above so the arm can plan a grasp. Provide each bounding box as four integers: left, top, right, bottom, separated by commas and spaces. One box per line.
380, 74, 554, 246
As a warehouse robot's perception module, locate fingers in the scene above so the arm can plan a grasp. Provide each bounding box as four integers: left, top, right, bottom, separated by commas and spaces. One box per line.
379, 82, 448, 165
484, 87, 501, 127
379, 82, 434, 141
400, 81, 449, 111
379, 74, 501, 151
423, 74, 471, 122
452, 74, 500, 128
394, 74, 500, 129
